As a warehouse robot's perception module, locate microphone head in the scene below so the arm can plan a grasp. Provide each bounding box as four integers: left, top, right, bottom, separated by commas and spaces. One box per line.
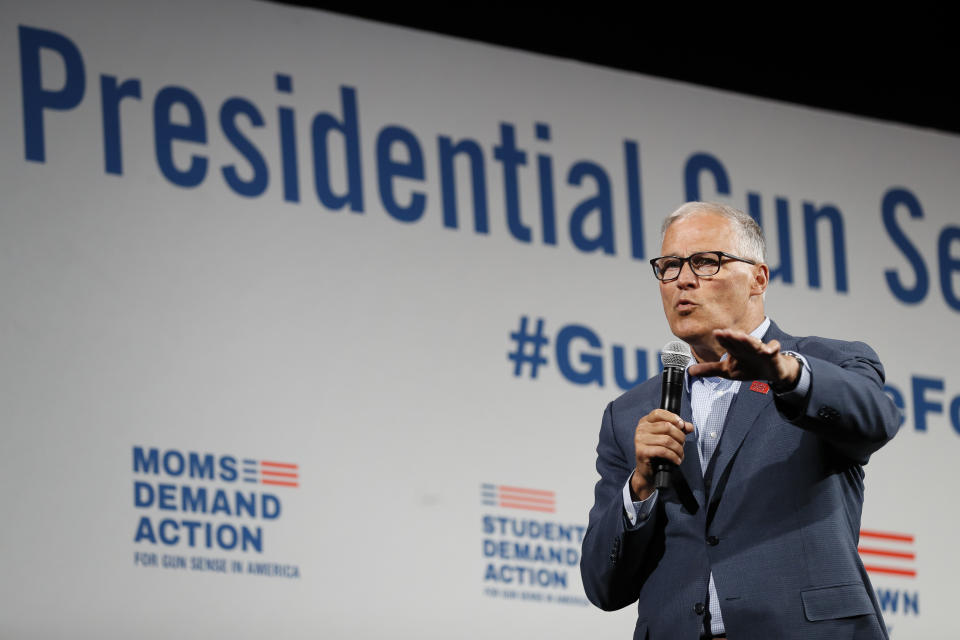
661, 340, 692, 370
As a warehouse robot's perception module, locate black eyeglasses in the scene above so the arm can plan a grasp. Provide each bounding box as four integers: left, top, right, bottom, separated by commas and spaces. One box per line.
649, 251, 756, 282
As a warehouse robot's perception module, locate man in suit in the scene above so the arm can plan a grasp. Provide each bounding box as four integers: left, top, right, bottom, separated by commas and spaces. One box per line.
580, 202, 900, 639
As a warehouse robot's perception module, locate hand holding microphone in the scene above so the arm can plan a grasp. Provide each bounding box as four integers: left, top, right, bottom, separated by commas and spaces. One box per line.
630, 341, 693, 500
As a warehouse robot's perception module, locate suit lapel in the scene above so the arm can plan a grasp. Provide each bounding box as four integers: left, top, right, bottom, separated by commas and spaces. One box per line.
705, 380, 770, 499
678, 381, 705, 509
705, 320, 796, 512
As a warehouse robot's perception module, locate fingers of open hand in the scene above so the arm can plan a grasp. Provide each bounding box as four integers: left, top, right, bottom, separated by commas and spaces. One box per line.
713, 332, 783, 381
689, 360, 728, 378
714, 330, 762, 357
716, 331, 780, 358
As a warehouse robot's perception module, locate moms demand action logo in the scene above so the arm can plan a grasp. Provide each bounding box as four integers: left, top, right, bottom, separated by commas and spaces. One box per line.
132, 446, 298, 554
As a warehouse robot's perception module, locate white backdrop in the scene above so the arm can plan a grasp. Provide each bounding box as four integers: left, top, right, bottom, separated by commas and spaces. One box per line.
1, 1, 956, 638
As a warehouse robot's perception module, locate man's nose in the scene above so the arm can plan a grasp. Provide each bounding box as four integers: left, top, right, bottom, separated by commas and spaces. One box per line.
675, 260, 699, 286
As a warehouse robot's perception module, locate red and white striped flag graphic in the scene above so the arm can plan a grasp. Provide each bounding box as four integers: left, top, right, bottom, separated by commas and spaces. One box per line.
859, 529, 916, 578
481, 484, 556, 513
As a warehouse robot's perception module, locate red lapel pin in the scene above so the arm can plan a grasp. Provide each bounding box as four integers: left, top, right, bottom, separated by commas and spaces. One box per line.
750, 381, 770, 394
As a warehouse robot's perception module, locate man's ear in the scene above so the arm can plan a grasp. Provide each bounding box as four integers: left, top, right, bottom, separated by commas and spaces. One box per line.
752, 263, 769, 295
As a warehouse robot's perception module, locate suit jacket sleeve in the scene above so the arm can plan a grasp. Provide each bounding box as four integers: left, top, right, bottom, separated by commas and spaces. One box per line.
776, 337, 901, 464
580, 400, 659, 611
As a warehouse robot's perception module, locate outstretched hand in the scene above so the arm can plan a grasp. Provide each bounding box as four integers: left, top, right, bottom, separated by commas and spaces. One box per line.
688, 329, 800, 390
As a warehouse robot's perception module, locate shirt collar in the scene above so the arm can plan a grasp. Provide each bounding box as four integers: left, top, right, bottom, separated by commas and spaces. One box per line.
751, 316, 771, 341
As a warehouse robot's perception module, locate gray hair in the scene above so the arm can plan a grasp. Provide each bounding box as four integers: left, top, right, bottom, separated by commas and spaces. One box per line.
660, 201, 766, 263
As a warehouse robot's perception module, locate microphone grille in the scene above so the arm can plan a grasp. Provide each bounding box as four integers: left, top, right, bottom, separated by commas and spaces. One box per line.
661, 340, 692, 369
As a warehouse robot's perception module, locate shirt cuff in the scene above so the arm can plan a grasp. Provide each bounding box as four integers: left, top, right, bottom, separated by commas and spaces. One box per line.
775, 351, 811, 402
622, 475, 658, 530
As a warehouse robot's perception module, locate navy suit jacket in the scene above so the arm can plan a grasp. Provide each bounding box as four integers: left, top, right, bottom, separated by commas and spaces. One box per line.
580, 322, 901, 640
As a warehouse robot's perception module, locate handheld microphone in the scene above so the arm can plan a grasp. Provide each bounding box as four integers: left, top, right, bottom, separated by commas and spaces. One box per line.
654, 340, 692, 490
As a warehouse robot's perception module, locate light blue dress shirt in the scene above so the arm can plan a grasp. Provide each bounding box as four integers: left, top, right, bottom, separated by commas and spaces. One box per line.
621, 318, 811, 636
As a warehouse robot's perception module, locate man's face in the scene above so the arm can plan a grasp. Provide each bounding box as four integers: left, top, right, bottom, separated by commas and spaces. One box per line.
658, 212, 765, 349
